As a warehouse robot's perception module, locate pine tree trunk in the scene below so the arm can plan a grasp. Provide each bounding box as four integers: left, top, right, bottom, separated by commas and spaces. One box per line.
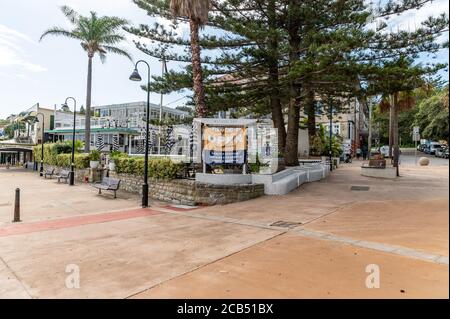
189, 18, 207, 118
269, 74, 286, 153
84, 54, 93, 153
285, 95, 301, 165
267, 0, 286, 153
285, 0, 301, 166
392, 92, 400, 176
305, 88, 316, 138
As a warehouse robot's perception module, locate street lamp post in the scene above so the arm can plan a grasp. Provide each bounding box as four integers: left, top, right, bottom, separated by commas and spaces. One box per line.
35, 113, 45, 176
129, 60, 151, 208
62, 97, 77, 186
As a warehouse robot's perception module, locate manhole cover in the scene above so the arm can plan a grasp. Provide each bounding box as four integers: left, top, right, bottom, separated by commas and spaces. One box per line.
350, 186, 370, 191
270, 221, 302, 228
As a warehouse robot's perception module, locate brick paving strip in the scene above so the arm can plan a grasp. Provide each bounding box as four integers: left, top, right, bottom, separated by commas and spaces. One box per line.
153, 207, 449, 266
0, 208, 162, 237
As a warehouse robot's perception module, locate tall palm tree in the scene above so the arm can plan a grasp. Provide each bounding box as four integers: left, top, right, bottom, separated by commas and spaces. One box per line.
40, 6, 131, 152
170, 0, 209, 117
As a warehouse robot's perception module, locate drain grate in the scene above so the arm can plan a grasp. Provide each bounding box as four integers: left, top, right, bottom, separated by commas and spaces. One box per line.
350, 185, 370, 191
270, 221, 302, 228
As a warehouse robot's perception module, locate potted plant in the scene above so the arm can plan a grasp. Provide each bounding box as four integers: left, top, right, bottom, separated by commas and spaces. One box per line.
89, 150, 101, 169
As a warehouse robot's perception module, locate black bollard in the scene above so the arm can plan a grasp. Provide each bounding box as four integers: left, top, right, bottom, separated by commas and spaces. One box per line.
13, 188, 21, 222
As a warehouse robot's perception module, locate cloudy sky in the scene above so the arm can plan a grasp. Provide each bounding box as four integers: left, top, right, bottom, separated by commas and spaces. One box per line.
0, 0, 449, 119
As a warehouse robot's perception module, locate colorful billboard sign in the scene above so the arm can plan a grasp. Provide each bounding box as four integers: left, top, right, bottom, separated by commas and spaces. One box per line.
203, 126, 247, 164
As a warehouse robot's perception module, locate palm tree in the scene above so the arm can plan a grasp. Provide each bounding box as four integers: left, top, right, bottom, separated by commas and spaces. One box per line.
170, 0, 209, 117
40, 6, 131, 152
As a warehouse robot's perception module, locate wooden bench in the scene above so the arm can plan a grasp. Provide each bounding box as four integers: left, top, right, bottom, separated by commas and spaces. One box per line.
56, 169, 71, 183
44, 168, 55, 179
91, 177, 121, 198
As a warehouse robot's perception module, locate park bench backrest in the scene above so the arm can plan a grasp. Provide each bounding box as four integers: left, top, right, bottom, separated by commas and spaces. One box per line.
102, 177, 120, 190
60, 170, 70, 177
46, 168, 54, 174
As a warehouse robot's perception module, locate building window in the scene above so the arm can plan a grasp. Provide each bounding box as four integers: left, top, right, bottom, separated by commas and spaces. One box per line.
325, 123, 341, 135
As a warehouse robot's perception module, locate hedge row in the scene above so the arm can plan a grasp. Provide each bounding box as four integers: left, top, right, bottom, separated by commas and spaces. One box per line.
33, 143, 90, 169
114, 157, 182, 179
34, 143, 182, 178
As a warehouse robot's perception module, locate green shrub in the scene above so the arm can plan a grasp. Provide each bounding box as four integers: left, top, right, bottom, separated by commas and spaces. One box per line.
55, 153, 90, 169
53, 142, 72, 155
89, 149, 101, 161
115, 157, 182, 179
33, 144, 90, 169
63, 140, 84, 152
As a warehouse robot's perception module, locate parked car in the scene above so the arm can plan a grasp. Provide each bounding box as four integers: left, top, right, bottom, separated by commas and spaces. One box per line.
418, 143, 428, 152
435, 147, 445, 157
429, 142, 442, 155
436, 146, 449, 158
422, 145, 430, 154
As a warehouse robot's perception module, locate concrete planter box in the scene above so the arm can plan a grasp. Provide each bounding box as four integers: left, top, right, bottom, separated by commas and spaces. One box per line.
196, 173, 252, 185
361, 166, 397, 179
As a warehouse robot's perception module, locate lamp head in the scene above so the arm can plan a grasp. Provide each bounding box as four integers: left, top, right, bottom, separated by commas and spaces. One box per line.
129, 68, 142, 82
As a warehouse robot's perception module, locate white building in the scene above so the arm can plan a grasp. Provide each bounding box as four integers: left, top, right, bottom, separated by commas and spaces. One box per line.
46, 101, 190, 155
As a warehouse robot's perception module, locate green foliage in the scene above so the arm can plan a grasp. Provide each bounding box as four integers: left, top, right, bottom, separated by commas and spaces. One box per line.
313, 124, 342, 157
414, 87, 449, 141
248, 155, 269, 173
64, 139, 84, 152
53, 142, 72, 155
114, 157, 182, 179
324, 135, 344, 158
33, 143, 91, 168
55, 153, 90, 169
89, 149, 101, 161
110, 151, 129, 161
40, 6, 131, 61
309, 135, 324, 157
374, 84, 449, 144
3, 123, 14, 138
33, 143, 90, 169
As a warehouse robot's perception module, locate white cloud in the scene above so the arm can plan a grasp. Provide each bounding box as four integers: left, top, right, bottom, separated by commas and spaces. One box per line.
380, 0, 450, 32
0, 24, 47, 73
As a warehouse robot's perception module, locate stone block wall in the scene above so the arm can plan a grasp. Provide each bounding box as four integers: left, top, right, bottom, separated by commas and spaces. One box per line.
44, 165, 90, 182
109, 171, 264, 206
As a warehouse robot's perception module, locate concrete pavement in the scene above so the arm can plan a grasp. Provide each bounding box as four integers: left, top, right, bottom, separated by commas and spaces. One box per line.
0, 159, 448, 298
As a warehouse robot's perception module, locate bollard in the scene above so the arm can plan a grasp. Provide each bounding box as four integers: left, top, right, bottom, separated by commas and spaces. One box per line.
13, 188, 21, 222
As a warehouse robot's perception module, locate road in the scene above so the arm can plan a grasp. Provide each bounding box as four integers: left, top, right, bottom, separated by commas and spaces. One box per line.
399, 150, 449, 166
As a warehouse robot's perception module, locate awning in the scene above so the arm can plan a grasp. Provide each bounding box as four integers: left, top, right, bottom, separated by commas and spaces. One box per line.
45, 128, 139, 135
0, 147, 33, 153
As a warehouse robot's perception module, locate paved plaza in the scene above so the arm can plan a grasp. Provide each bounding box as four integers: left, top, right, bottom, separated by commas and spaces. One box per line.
0, 155, 448, 298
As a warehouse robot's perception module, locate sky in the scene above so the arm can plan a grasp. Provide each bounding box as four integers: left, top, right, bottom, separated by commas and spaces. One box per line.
0, 0, 449, 119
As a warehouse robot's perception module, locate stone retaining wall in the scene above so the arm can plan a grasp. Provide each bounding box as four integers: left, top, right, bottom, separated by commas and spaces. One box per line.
44, 165, 90, 182
109, 171, 264, 206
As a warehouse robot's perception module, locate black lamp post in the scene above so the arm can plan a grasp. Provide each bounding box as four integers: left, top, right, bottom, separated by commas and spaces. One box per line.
35, 113, 45, 176
62, 97, 77, 186
129, 60, 151, 208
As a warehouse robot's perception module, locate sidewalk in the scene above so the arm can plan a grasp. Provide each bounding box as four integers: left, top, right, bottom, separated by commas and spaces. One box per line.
0, 163, 448, 298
